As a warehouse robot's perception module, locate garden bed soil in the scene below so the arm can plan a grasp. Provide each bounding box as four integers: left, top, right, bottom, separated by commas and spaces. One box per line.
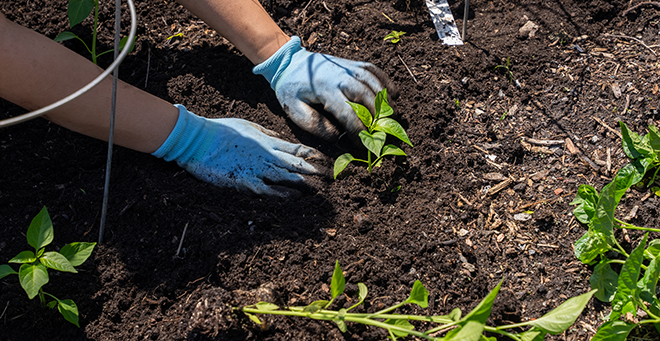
1, 0, 660, 340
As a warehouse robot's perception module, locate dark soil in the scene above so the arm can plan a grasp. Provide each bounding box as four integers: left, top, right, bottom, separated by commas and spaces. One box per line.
2, 0, 660, 340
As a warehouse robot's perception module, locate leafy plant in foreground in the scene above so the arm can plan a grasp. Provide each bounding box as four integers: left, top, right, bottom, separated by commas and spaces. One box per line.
384, 30, 407, 43
0, 207, 96, 327
334, 88, 413, 178
242, 260, 594, 340
494, 57, 514, 82
54, 0, 135, 64
570, 122, 660, 338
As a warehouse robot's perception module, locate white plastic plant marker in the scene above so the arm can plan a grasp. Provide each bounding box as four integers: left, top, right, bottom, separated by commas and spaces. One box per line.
425, 0, 463, 46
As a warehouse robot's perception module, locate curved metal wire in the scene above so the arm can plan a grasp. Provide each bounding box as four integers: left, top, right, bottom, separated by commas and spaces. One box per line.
0, 0, 137, 128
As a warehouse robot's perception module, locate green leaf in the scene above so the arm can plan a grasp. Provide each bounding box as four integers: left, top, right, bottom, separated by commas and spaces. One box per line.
372, 118, 413, 147
649, 125, 660, 155
613, 164, 636, 201
444, 320, 486, 341
57, 298, 80, 327
359, 131, 386, 158
611, 234, 647, 320
347, 102, 373, 129
355, 283, 368, 306
59, 242, 96, 267
19, 263, 49, 299
529, 289, 595, 334
255, 302, 279, 311
40, 252, 77, 273
590, 320, 636, 341
244, 311, 262, 325
404, 280, 429, 308
334, 153, 355, 179
303, 300, 329, 313
429, 308, 462, 323
9, 250, 36, 264
589, 178, 619, 248
645, 239, 660, 260
0, 264, 18, 279
638, 257, 660, 304
46, 300, 58, 309
67, 0, 95, 28
381, 145, 406, 157
331, 260, 346, 299
570, 184, 598, 224
118, 36, 137, 54
620, 121, 653, 159
333, 318, 348, 333
375, 89, 393, 118
383, 319, 415, 338
54, 31, 79, 42
574, 230, 610, 265
27, 207, 54, 251
590, 260, 618, 302
519, 328, 546, 341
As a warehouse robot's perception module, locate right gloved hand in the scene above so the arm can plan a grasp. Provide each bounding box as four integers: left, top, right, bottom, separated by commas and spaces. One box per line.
152, 105, 325, 197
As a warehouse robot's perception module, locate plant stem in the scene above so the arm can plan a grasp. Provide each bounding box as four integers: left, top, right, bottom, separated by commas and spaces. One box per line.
38, 289, 46, 307
367, 151, 373, 173
484, 326, 523, 341
612, 238, 630, 258
608, 259, 648, 271
91, 0, 99, 64
615, 219, 660, 233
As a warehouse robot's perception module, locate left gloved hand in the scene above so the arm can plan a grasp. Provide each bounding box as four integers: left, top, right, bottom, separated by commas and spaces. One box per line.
253, 36, 396, 140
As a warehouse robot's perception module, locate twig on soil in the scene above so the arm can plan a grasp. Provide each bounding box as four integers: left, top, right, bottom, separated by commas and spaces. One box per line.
607, 147, 612, 174
487, 177, 513, 196
602, 33, 657, 56
397, 54, 418, 84
622, 1, 660, 16
458, 193, 473, 205
592, 116, 622, 138
297, 0, 316, 21
523, 137, 565, 146
0, 301, 9, 321
564, 137, 601, 172
145, 45, 151, 89
175, 222, 189, 258
623, 94, 630, 115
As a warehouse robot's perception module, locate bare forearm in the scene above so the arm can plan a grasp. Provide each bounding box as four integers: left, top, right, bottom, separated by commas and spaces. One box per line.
0, 14, 177, 153
177, 0, 290, 64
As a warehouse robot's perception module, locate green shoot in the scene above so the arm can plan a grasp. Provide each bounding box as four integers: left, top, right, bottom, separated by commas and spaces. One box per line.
383, 31, 407, 44
494, 57, 514, 82
54, 0, 136, 64
242, 261, 594, 340
0, 207, 96, 327
334, 88, 413, 179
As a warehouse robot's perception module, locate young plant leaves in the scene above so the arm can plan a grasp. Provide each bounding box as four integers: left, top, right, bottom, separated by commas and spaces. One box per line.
527, 289, 596, 334
9, 251, 37, 264
40, 252, 77, 273
68, 0, 95, 28
644, 239, 660, 260
334, 153, 356, 179
638, 257, 660, 304
255, 302, 279, 311
610, 234, 647, 320
620, 121, 653, 159
649, 124, 660, 155
372, 118, 413, 147
519, 328, 546, 341
331, 260, 346, 299
59, 242, 96, 267
446, 279, 503, 340
333, 308, 348, 332
574, 230, 610, 265
383, 319, 415, 338
304, 300, 329, 313
375, 89, 394, 118
570, 184, 598, 224
428, 308, 462, 323
404, 280, 429, 308
0, 264, 18, 280
54, 31, 79, 42
27, 206, 54, 251
56, 298, 80, 327
590, 259, 618, 302
347, 102, 373, 129
359, 131, 386, 157
381, 145, 406, 157
19, 263, 49, 299
591, 320, 636, 341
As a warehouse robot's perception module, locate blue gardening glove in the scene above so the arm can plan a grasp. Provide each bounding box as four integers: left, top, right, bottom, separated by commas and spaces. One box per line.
153, 105, 325, 197
253, 36, 396, 140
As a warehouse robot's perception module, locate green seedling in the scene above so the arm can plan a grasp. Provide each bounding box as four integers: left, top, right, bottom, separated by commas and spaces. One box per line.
454, 98, 460, 110
54, 0, 136, 64
569, 122, 660, 338
384, 30, 406, 44
494, 57, 514, 82
166, 32, 184, 40
499, 110, 508, 120
0, 207, 96, 327
334, 88, 413, 179
242, 260, 594, 340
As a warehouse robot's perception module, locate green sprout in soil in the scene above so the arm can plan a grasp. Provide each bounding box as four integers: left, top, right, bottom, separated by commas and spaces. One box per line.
54, 0, 135, 65
384, 30, 407, 44
494, 57, 514, 82
454, 98, 460, 110
242, 260, 595, 340
0, 207, 96, 327
334, 88, 413, 178
570, 122, 660, 339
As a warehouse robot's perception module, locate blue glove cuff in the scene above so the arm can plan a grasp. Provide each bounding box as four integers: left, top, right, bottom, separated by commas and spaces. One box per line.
252, 36, 304, 90
152, 104, 208, 164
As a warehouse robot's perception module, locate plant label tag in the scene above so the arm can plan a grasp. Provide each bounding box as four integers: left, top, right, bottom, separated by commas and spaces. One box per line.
425, 0, 463, 46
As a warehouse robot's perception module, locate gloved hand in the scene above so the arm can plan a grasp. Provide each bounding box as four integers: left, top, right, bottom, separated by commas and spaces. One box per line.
253, 36, 396, 140
153, 105, 324, 197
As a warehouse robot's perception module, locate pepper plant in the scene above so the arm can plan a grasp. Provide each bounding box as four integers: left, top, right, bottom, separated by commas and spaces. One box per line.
334, 88, 413, 178
0, 207, 96, 327
242, 260, 594, 340
570, 122, 660, 339
54, 0, 135, 65
384, 30, 407, 44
